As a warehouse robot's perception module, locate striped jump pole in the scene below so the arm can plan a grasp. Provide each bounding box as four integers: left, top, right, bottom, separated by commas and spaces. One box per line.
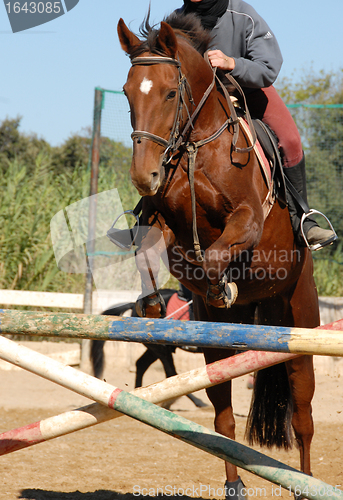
0, 318, 340, 455
0, 309, 343, 356
0, 336, 342, 500
1, 350, 299, 455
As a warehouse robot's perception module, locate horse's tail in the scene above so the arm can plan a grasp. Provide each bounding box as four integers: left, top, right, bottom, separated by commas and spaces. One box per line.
90, 340, 105, 379
245, 363, 293, 449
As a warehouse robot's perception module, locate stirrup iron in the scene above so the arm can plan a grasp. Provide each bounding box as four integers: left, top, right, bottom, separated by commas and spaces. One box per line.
107, 210, 140, 251
300, 209, 337, 252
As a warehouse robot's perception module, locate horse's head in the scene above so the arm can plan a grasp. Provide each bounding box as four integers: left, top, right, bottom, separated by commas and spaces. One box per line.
118, 17, 212, 196
118, 19, 182, 196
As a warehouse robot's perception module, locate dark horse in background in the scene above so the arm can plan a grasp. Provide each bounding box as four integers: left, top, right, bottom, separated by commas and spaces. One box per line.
116, 11, 319, 498
90, 288, 206, 408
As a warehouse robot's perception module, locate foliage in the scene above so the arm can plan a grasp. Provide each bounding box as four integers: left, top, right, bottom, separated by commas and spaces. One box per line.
0, 117, 51, 174
313, 243, 343, 296
277, 69, 343, 289
0, 118, 137, 295
52, 133, 91, 171
277, 68, 343, 105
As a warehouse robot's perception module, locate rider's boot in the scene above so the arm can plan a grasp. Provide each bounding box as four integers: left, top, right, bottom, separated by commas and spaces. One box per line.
283, 154, 337, 250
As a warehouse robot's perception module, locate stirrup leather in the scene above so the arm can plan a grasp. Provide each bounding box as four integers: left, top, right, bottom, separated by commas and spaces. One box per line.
300, 209, 338, 251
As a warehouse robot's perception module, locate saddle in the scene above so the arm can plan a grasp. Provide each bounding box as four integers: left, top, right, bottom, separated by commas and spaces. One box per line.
250, 117, 287, 208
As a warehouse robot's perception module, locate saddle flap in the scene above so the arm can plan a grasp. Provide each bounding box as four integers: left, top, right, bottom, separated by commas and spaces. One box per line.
243, 117, 287, 208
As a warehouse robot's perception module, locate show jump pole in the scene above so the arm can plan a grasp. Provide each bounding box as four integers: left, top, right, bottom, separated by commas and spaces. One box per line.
0, 309, 343, 356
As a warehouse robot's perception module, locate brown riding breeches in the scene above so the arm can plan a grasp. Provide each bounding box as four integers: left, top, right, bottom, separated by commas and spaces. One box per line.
245, 85, 303, 168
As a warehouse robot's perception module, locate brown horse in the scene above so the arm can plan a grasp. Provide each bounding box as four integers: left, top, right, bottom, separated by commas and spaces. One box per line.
117, 12, 319, 498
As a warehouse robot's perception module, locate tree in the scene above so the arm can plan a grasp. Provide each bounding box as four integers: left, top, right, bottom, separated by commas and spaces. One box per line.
0, 117, 51, 173
276, 69, 343, 241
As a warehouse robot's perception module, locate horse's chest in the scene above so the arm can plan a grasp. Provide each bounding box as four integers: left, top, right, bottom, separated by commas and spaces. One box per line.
162, 181, 224, 246
163, 170, 225, 225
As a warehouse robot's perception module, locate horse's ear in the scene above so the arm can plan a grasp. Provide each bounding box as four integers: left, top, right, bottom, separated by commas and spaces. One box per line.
156, 22, 178, 59
117, 18, 141, 55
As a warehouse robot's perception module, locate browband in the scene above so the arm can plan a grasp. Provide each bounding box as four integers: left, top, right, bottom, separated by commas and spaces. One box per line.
131, 56, 181, 67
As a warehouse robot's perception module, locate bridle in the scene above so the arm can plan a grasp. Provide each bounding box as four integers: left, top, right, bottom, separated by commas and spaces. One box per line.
129, 53, 257, 262
130, 56, 195, 165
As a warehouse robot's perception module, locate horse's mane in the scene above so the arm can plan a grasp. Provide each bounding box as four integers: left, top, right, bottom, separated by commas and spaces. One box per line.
129, 11, 212, 59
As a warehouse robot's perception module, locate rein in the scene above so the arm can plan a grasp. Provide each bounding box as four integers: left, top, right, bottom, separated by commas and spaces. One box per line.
129, 53, 257, 263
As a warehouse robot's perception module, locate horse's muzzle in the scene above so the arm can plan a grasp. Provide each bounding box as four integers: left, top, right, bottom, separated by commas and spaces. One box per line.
130, 162, 165, 196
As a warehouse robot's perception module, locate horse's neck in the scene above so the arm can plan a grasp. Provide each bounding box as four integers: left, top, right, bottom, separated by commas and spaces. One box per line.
179, 47, 226, 133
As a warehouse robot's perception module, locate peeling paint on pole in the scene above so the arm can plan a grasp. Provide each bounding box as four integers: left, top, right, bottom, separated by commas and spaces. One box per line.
0, 309, 343, 356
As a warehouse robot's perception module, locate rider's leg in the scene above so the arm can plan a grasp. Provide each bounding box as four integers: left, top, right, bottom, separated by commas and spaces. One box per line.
245, 86, 337, 250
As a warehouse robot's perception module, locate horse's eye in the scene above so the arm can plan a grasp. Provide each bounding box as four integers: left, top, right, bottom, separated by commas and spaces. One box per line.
166, 90, 177, 100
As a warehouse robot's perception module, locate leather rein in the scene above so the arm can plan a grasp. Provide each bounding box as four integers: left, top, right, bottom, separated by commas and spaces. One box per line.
129, 53, 257, 263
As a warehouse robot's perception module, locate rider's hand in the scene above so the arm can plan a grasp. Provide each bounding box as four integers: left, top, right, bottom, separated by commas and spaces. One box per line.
208, 50, 236, 72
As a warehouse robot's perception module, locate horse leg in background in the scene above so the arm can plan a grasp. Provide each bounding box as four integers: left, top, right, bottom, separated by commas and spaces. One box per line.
186, 392, 208, 408
90, 340, 105, 379
90, 303, 137, 380
135, 347, 159, 388
194, 294, 256, 496
140, 345, 178, 409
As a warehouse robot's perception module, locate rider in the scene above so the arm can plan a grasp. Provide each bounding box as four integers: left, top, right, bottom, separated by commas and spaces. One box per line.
176, 0, 337, 250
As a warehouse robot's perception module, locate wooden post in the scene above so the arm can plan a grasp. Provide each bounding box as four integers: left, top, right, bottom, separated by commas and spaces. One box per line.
82, 87, 103, 371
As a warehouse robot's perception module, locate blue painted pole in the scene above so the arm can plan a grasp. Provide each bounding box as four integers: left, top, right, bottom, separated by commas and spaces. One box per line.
0, 309, 342, 356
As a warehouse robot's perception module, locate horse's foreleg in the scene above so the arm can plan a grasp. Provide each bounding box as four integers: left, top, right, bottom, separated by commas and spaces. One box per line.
203, 348, 239, 482
203, 206, 263, 308
135, 224, 170, 318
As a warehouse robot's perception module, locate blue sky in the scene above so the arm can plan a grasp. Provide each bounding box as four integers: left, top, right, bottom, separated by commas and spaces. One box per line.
1, 0, 342, 146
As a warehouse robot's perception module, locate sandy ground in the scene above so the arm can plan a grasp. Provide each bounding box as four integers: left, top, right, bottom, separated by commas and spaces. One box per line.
0, 347, 342, 500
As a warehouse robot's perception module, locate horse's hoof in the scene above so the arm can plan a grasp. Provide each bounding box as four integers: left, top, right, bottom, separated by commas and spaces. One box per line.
226, 281, 238, 307
225, 477, 247, 500
135, 293, 166, 318
135, 298, 146, 317
206, 280, 238, 309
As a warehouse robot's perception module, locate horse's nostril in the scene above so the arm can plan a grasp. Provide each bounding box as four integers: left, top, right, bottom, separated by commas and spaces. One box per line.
151, 172, 159, 178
